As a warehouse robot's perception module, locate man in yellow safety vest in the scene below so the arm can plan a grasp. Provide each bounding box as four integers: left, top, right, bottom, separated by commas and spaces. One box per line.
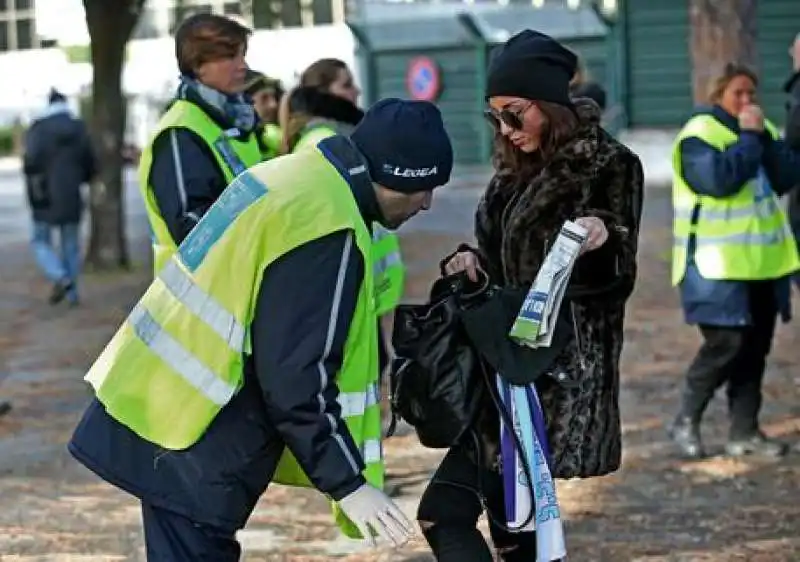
68, 98, 453, 559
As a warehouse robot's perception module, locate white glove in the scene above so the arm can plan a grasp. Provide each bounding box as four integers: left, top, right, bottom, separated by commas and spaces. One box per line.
337, 483, 414, 547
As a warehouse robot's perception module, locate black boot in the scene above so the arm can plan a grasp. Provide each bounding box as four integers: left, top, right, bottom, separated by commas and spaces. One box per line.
725, 431, 787, 458
0, 401, 11, 418
49, 278, 74, 305
668, 415, 706, 459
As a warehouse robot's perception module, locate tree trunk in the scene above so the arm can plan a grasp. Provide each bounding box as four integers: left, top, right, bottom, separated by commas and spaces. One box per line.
689, 0, 758, 104
83, 0, 144, 270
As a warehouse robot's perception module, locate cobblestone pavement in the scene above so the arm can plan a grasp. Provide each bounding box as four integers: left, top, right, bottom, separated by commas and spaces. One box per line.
2, 179, 800, 561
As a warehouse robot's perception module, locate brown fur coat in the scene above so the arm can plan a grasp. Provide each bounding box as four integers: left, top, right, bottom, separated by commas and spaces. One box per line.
471, 99, 644, 479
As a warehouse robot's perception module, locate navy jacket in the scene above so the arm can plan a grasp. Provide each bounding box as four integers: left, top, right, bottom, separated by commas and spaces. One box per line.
783, 72, 800, 242
785, 71, 800, 150
23, 102, 95, 225
677, 105, 800, 327
69, 137, 382, 532
149, 86, 258, 246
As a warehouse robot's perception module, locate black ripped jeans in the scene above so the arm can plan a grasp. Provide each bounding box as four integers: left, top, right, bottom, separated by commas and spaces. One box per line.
417, 445, 537, 562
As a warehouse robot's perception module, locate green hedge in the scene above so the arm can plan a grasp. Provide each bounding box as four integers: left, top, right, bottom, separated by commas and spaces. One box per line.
62, 44, 91, 64
0, 126, 17, 156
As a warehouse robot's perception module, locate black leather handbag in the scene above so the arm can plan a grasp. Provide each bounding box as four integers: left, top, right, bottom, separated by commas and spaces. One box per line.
388, 272, 489, 449
389, 267, 577, 449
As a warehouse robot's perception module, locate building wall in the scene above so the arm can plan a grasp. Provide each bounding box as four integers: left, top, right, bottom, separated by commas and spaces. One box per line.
757, 0, 800, 125
373, 48, 484, 164
368, 37, 605, 164
623, 0, 800, 128
622, 0, 692, 127
27, 0, 347, 50
0, 0, 37, 51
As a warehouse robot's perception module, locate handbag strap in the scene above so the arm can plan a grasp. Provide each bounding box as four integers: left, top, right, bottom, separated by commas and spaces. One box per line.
385, 357, 413, 439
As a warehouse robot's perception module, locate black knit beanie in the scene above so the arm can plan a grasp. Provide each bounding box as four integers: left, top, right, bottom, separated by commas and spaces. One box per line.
351, 98, 453, 192
486, 29, 578, 107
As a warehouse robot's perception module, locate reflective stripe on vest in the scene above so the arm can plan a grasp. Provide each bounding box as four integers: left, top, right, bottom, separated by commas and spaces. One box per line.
213, 131, 250, 177
374, 250, 402, 272
128, 302, 237, 406
138, 100, 263, 276
372, 225, 402, 274
338, 381, 380, 418
362, 438, 382, 464
671, 114, 800, 285
371, 224, 405, 315
90, 147, 383, 538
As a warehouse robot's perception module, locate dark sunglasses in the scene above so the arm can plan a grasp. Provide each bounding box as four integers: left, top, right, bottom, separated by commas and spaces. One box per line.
483, 102, 532, 130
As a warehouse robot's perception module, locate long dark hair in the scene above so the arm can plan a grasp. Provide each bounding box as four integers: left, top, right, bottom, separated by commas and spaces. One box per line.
492, 100, 579, 176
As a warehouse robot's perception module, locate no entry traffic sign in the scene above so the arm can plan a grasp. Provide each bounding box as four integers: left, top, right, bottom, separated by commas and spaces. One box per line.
406, 56, 442, 102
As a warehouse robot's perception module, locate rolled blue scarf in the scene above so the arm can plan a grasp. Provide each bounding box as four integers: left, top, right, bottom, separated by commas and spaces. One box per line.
497, 374, 566, 561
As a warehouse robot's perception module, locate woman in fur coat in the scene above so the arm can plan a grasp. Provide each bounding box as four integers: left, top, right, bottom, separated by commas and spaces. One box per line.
417, 30, 644, 561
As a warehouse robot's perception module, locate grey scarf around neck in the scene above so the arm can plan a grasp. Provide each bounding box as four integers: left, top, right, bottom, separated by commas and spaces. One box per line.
178, 77, 256, 133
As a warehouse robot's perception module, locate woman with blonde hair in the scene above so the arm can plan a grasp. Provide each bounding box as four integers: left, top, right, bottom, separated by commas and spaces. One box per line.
280, 58, 362, 154
669, 62, 800, 459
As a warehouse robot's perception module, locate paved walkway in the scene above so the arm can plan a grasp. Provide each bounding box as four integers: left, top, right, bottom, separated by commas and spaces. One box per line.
2, 162, 800, 561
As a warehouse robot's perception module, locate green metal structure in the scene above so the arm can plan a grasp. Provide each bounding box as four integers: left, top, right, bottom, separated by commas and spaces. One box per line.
349, 4, 608, 164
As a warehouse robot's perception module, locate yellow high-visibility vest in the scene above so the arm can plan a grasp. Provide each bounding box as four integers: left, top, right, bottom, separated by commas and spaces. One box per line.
671, 114, 800, 285
260, 123, 282, 160
89, 146, 382, 538
138, 99, 262, 274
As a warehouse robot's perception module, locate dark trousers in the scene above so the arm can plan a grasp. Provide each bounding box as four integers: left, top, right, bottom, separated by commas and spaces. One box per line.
681, 282, 777, 438
417, 446, 537, 562
141, 502, 240, 561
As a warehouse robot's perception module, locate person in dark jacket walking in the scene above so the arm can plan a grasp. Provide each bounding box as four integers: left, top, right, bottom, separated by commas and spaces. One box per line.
68, 99, 453, 560
23, 89, 96, 306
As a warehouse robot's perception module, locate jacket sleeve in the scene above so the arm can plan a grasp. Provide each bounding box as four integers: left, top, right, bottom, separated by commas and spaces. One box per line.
251, 229, 367, 501
23, 122, 46, 175
148, 128, 227, 245
572, 150, 644, 303
678, 133, 763, 198
468, 174, 509, 283
785, 72, 800, 150
761, 134, 800, 195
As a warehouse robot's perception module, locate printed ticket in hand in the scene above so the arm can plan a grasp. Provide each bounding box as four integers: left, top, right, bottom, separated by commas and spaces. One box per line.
509, 220, 588, 348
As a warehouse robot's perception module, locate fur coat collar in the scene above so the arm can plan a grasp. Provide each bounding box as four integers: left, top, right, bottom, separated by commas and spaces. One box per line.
476, 99, 640, 289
